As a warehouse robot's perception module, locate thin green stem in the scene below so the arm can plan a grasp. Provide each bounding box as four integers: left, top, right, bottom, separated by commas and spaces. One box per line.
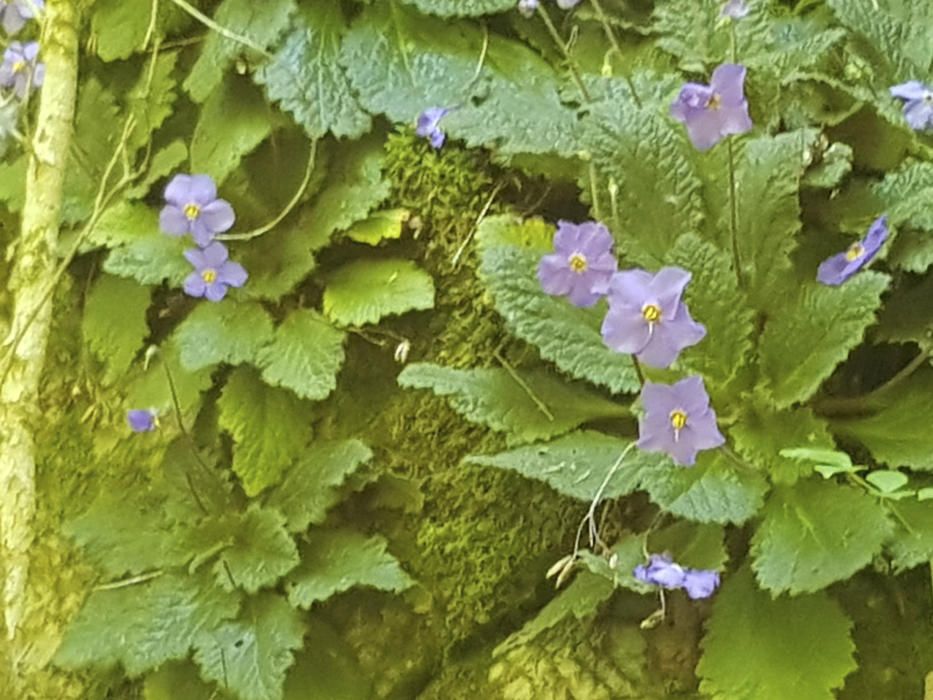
166, 0, 271, 56
537, 4, 592, 102
631, 354, 645, 387
726, 137, 744, 288
815, 349, 931, 416
588, 0, 642, 107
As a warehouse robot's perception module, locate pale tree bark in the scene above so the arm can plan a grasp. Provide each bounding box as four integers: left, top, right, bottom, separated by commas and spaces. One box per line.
0, 0, 79, 690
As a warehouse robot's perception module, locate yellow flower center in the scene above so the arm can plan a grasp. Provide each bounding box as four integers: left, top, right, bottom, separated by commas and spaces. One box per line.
201, 268, 218, 284
11, 60, 25, 74
184, 203, 201, 220
642, 304, 662, 323
670, 410, 688, 431
707, 93, 722, 110
844, 242, 865, 262
568, 252, 588, 273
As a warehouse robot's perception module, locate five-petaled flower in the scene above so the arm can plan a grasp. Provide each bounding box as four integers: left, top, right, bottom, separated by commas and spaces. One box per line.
637, 376, 725, 466
183, 242, 248, 302
671, 64, 753, 151
416, 107, 450, 149
817, 215, 888, 287
600, 266, 705, 368
160, 173, 236, 247
538, 220, 618, 308
0, 0, 43, 35
127, 409, 157, 433
634, 554, 721, 600
889, 81, 933, 132
720, 0, 749, 19
0, 41, 44, 99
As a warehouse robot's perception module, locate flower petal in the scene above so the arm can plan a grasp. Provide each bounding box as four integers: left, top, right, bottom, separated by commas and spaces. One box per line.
890, 81, 929, 101
601, 306, 651, 354
187, 174, 218, 204
183, 272, 207, 298
200, 198, 236, 235
204, 282, 229, 302
218, 261, 248, 288
816, 252, 853, 286
183, 247, 207, 268
682, 569, 720, 599
159, 205, 190, 236
164, 174, 194, 205
201, 241, 230, 267
710, 63, 747, 105
538, 254, 574, 296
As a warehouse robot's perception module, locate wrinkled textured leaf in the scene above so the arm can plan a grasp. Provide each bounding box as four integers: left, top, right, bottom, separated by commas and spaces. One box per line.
323, 258, 435, 327
82, 275, 151, 383
174, 301, 274, 371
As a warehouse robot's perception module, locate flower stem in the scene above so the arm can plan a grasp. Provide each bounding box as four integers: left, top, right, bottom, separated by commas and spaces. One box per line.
726, 137, 744, 288
537, 4, 592, 103
631, 355, 646, 386
815, 349, 932, 417
588, 0, 642, 107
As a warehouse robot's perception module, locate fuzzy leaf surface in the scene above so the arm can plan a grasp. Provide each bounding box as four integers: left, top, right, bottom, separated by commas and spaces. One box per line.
323, 258, 435, 327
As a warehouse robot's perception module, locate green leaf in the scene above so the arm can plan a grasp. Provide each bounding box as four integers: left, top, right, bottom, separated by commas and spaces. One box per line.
340, 3, 577, 156
493, 571, 615, 656
304, 134, 389, 243
256, 3, 370, 139
803, 142, 853, 190
478, 226, 640, 394
127, 52, 179, 155
876, 273, 933, 349
398, 0, 515, 16
323, 258, 435, 327
759, 273, 889, 407
191, 76, 275, 186
184, 0, 296, 103
90, 0, 151, 62
194, 593, 305, 700
173, 301, 274, 371
55, 572, 240, 676
732, 130, 817, 308
345, 209, 410, 246
638, 450, 768, 525
286, 529, 413, 609
874, 160, 933, 272
256, 310, 346, 401
265, 439, 373, 533
129, 141, 188, 200
886, 499, 933, 572
730, 401, 835, 484
584, 106, 704, 267
217, 506, 299, 594
103, 230, 191, 286
218, 368, 313, 496
833, 371, 933, 471
665, 234, 755, 389
698, 567, 856, 700
125, 341, 214, 421
82, 275, 151, 383
464, 431, 663, 501
145, 661, 215, 700
398, 363, 628, 445
866, 470, 909, 494
751, 480, 893, 594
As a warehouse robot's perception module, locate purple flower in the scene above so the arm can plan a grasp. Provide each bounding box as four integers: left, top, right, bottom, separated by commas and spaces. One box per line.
555, 0, 581, 7
416, 107, 449, 149
671, 64, 753, 151
890, 81, 933, 132
517, 0, 539, 16
183, 242, 248, 302
634, 554, 720, 599
1, 0, 42, 35
0, 41, 44, 99
600, 267, 705, 368
127, 409, 157, 433
816, 215, 888, 286
720, 0, 749, 19
637, 376, 725, 466
159, 174, 236, 247
538, 220, 618, 308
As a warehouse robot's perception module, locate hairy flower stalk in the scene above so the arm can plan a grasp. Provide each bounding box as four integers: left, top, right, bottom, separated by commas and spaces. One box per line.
0, 0, 78, 685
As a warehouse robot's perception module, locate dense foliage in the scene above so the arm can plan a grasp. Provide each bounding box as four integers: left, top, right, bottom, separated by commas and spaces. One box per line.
1, 0, 933, 698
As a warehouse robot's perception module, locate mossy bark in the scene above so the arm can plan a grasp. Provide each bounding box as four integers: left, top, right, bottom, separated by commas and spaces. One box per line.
0, 0, 79, 690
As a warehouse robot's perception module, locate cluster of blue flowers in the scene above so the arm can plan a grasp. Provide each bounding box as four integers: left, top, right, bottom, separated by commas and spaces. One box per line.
160, 173, 247, 302
0, 0, 44, 99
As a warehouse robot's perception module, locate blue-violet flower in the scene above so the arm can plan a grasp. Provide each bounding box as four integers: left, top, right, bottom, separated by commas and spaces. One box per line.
637, 376, 725, 466
720, 0, 749, 19
517, 0, 539, 15
816, 215, 888, 286
634, 554, 720, 600
538, 220, 618, 308
183, 241, 247, 302
0, 0, 42, 35
671, 63, 753, 151
416, 107, 450, 149
889, 81, 933, 132
0, 41, 44, 99
601, 267, 705, 368
127, 409, 157, 433
160, 173, 236, 247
